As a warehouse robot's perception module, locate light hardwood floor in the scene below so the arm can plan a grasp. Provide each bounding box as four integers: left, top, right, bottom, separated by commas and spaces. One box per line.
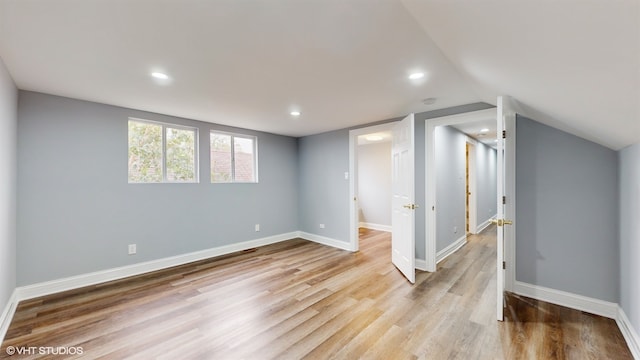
1, 226, 633, 359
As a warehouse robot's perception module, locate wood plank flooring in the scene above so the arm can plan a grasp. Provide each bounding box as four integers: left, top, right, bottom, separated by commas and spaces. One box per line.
1, 226, 633, 359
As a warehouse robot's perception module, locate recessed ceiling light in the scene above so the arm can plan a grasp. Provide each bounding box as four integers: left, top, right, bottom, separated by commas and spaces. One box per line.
290, 111, 301, 116
366, 135, 384, 142
151, 72, 169, 80
408, 72, 424, 80
480, 128, 489, 133
494, 139, 499, 142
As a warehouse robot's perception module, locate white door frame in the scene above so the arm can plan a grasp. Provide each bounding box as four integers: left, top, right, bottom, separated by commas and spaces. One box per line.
497, 96, 518, 297
348, 122, 397, 251
425, 108, 514, 288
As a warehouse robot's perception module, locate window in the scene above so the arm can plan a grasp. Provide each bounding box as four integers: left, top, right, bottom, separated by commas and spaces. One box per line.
210, 131, 257, 183
128, 119, 198, 183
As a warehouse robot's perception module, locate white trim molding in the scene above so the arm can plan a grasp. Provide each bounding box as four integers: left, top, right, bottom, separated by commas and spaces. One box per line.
617, 307, 640, 359
0, 290, 18, 344
358, 222, 392, 232
476, 215, 496, 234
16, 232, 298, 301
11, 231, 353, 305
436, 235, 467, 264
297, 232, 354, 252
513, 281, 618, 319
415, 259, 428, 271
2, 231, 353, 344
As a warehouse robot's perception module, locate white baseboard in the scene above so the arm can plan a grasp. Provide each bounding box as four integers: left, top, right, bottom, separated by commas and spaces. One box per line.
415, 259, 428, 271
3, 231, 352, 344
436, 235, 467, 264
513, 281, 618, 319
476, 214, 497, 233
297, 232, 353, 251
0, 290, 18, 344
16, 232, 298, 301
617, 307, 640, 359
358, 222, 392, 232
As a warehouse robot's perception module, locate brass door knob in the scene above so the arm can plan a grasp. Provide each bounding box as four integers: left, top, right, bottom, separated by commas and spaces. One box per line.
490, 219, 514, 226
402, 204, 419, 210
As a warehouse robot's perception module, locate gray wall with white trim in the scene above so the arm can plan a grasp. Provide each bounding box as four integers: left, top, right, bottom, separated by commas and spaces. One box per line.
515, 115, 619, 302
297, 130, 350, 240
475, 140, 497, 226
0, 56, 17, 316
17, 91, 299, 285
434, 125, 467, 252
297, 103, 494, 259
619, 142, 640, 332
434, 126, 497, 253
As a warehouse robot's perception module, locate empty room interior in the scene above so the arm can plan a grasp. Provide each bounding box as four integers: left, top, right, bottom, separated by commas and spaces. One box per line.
1, 1, 639, 359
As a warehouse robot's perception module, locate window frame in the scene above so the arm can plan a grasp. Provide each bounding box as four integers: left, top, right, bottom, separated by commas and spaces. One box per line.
128, 117, 200, 184
210, 130, 259, 183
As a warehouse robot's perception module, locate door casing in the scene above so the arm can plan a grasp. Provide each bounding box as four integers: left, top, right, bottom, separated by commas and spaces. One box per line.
348, 122, 397, 251
425, 108, 514, 289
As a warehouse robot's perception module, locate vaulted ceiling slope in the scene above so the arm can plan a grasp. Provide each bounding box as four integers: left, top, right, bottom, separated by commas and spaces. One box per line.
401, 0, 640, 150
0, 0, 638, 149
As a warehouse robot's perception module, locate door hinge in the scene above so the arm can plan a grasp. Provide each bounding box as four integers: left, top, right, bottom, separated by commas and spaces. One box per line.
502, 261, 506, 269
502, 196, 506, 204
502, 130, 506, 139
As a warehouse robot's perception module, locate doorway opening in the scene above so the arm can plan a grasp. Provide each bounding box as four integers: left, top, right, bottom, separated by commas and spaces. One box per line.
425, 108, 500, 273
356, 132, 392, 233
465, 141, 477, 236
348, 122, 397, 252
349, 114, 416, 284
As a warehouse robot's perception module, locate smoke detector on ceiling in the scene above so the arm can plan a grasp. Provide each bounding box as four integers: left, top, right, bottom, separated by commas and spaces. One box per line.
422, 97, 437, 105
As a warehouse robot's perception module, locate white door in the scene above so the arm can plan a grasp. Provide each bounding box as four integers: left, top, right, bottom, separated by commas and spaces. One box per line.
391, 113, 416, 283
496, 96, 516, 321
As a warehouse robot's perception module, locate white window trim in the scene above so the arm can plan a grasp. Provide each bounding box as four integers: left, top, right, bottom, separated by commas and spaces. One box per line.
128, 117, 200, 184
210, 130, 259, 183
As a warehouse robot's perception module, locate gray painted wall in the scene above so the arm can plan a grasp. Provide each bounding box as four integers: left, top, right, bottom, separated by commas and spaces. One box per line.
475, 141, 497, 225
434, 126, 467, 252
433, 126, 497, 252
0, 57, 17, 315
17, 91, 299, 285
619, 142, 640, 333
14, 90, 491, 287
417, 103, 494, 260
297, 130, 350, 240
515, 116, 619, 302
357, 141, 391, 227
297, 103, 494, 260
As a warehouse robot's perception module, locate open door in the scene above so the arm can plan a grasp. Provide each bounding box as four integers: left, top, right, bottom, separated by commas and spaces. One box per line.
495, 96, 516, 321
391, 113, 416, 283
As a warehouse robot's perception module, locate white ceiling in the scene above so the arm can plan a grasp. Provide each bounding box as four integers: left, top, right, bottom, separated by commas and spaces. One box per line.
401, 0, 640, 150
0, 0, 638, 149
450, 118, 497, 149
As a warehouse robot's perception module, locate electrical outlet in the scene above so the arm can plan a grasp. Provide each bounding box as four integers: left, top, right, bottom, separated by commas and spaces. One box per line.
344, 172, 349, 180
128, 244, 136, 255
319, 224, 325, 229
453, 226, 458, 234
255, 224, 260, 232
